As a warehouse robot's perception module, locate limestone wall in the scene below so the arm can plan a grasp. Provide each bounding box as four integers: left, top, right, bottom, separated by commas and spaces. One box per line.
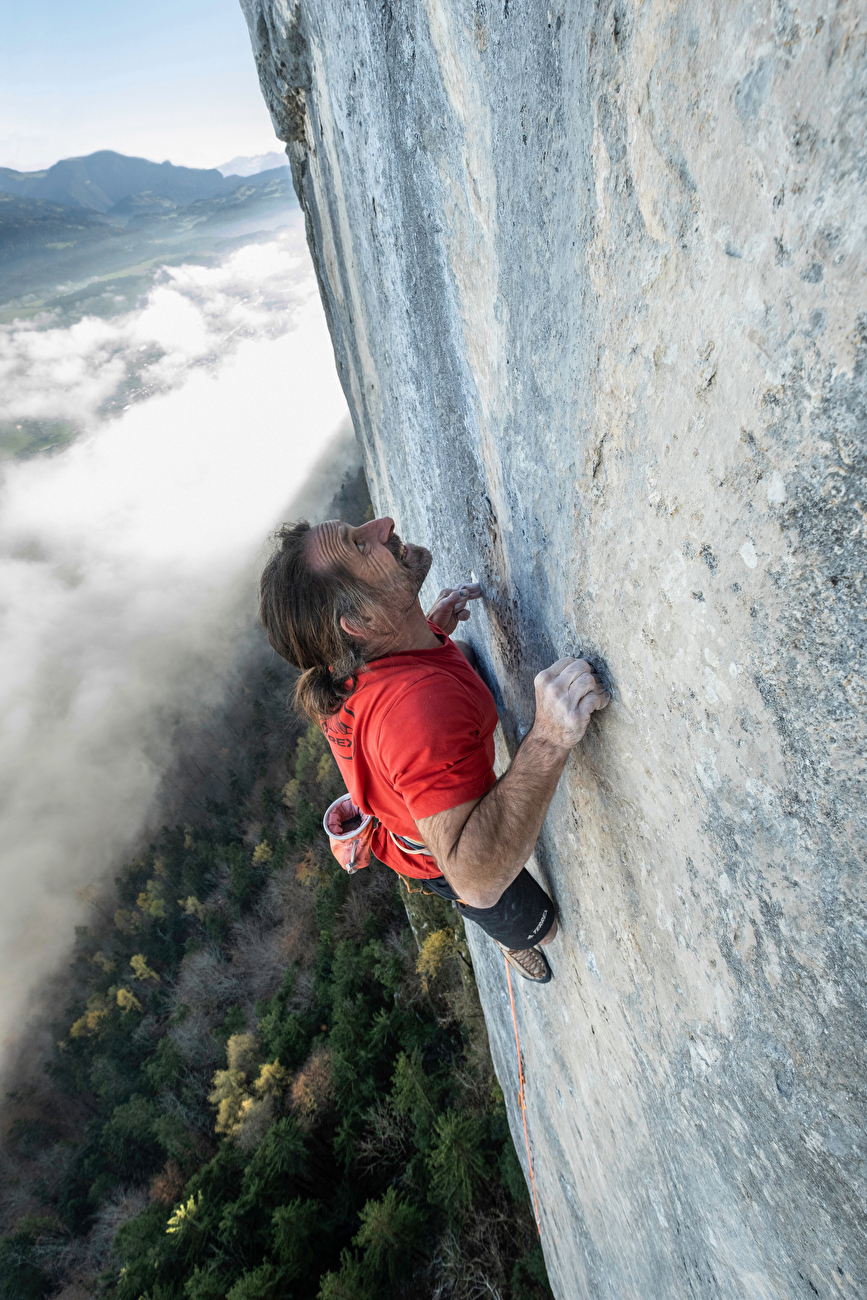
241, 1, 867, 1294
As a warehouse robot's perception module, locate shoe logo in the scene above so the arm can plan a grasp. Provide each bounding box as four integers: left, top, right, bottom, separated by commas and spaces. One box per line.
528, 909, 548, 939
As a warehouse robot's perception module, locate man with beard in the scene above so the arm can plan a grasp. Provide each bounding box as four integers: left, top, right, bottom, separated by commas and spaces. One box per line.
258, 514, 609, 983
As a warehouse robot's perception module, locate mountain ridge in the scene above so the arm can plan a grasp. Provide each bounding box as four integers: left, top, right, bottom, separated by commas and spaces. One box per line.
0, 149, 289, 215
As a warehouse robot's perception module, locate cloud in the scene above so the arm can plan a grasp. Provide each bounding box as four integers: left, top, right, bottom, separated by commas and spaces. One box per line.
0, 234, 313, 428
0, 214, 353, 1067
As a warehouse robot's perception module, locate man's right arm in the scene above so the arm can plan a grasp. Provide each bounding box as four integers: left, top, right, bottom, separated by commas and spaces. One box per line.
416, 658, 609, 908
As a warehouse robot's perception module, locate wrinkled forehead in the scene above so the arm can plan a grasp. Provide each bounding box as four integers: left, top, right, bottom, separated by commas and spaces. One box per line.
305, 519, 349, 573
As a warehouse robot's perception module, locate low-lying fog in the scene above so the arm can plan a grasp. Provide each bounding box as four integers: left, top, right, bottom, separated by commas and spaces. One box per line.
0, 213, 353, 1070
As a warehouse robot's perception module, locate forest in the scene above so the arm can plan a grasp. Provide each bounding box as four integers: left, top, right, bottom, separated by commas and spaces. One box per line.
0, 647, 551, 1300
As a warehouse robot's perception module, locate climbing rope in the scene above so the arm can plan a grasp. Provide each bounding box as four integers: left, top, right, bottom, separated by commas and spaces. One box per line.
503, 956, 541, 1234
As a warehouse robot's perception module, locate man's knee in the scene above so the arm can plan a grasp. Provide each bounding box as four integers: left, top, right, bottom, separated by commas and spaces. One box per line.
539, 918, 558, 946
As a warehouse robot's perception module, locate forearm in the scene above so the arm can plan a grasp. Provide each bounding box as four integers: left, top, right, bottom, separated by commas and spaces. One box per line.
437, 731, 569, 907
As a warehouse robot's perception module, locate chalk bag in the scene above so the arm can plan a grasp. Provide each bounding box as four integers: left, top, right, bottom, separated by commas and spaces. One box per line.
322, 794, 377, 874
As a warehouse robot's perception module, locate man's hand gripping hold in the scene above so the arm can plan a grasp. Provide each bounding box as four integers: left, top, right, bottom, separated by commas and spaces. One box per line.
426, 582, 483, 636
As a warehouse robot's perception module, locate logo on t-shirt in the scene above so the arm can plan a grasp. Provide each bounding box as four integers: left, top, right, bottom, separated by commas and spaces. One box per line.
323, 705, 355, 761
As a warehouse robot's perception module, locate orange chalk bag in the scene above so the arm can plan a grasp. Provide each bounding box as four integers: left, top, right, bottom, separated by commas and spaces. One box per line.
322, 794, 378, 874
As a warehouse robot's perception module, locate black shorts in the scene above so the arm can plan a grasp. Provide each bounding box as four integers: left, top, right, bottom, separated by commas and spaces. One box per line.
421, 869, 556, 949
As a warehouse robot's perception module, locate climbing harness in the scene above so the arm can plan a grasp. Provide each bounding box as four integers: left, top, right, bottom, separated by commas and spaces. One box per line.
504, 956, 541, 1234
399, 875, 471, 909
388, 829, 430, 855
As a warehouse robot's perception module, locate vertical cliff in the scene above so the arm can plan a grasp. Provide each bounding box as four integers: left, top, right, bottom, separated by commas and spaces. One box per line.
241, 2, 866, 1294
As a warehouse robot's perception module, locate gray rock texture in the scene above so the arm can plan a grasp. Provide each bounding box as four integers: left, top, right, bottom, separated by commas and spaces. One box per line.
241, 1, 867, 1294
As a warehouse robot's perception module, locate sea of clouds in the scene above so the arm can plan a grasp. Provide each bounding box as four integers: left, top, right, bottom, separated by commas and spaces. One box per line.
0, 215, 354, 1067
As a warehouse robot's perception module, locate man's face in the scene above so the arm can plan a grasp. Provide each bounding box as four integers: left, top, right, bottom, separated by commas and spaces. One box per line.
306, 516, 432, 621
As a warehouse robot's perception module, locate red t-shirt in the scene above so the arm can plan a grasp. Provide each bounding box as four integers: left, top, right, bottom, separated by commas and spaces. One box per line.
322, 624, 499, 879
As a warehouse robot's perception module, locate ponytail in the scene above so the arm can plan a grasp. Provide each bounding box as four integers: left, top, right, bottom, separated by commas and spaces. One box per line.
295, 659, 364, 724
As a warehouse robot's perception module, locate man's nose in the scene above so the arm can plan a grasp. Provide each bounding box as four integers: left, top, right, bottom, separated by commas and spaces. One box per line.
360, 516, 394, 544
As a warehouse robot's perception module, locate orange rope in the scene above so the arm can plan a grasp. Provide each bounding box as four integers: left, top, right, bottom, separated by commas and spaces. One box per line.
504, 956, 541, 1234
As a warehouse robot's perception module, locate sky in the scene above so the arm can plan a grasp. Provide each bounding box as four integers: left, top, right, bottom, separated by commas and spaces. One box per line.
0, 0, 281, 171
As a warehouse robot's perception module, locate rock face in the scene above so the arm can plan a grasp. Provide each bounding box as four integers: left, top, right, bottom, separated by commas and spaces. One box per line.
241, 2, 866, 1294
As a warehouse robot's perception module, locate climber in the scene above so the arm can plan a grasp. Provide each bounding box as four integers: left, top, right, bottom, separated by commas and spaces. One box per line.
258, 514, 609, 983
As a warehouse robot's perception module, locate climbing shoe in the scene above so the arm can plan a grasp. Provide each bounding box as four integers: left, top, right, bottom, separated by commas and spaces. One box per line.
496, 941, 552, 984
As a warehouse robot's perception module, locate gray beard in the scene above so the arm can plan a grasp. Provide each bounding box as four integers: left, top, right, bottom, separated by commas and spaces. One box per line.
385, 532, 432, 596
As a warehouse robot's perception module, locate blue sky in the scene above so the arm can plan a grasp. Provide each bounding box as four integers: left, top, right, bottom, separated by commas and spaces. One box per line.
0, 0, 281, 171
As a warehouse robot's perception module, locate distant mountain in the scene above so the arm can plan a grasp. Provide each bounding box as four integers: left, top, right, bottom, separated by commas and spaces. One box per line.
218, 165, 290, 191
123, 172, 295, 230
0, 173, 299, 309
0, 192, 114, 255
217, 151, 287, 177
106, 192, 180, 218
0, 151, 232, 214
106, 167, 291, 221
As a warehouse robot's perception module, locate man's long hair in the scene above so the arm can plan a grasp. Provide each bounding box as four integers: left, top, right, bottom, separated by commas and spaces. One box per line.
259, 521, 384, 722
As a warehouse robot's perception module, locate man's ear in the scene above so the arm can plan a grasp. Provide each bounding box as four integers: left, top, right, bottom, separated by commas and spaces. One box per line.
339, 614, 367, 641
